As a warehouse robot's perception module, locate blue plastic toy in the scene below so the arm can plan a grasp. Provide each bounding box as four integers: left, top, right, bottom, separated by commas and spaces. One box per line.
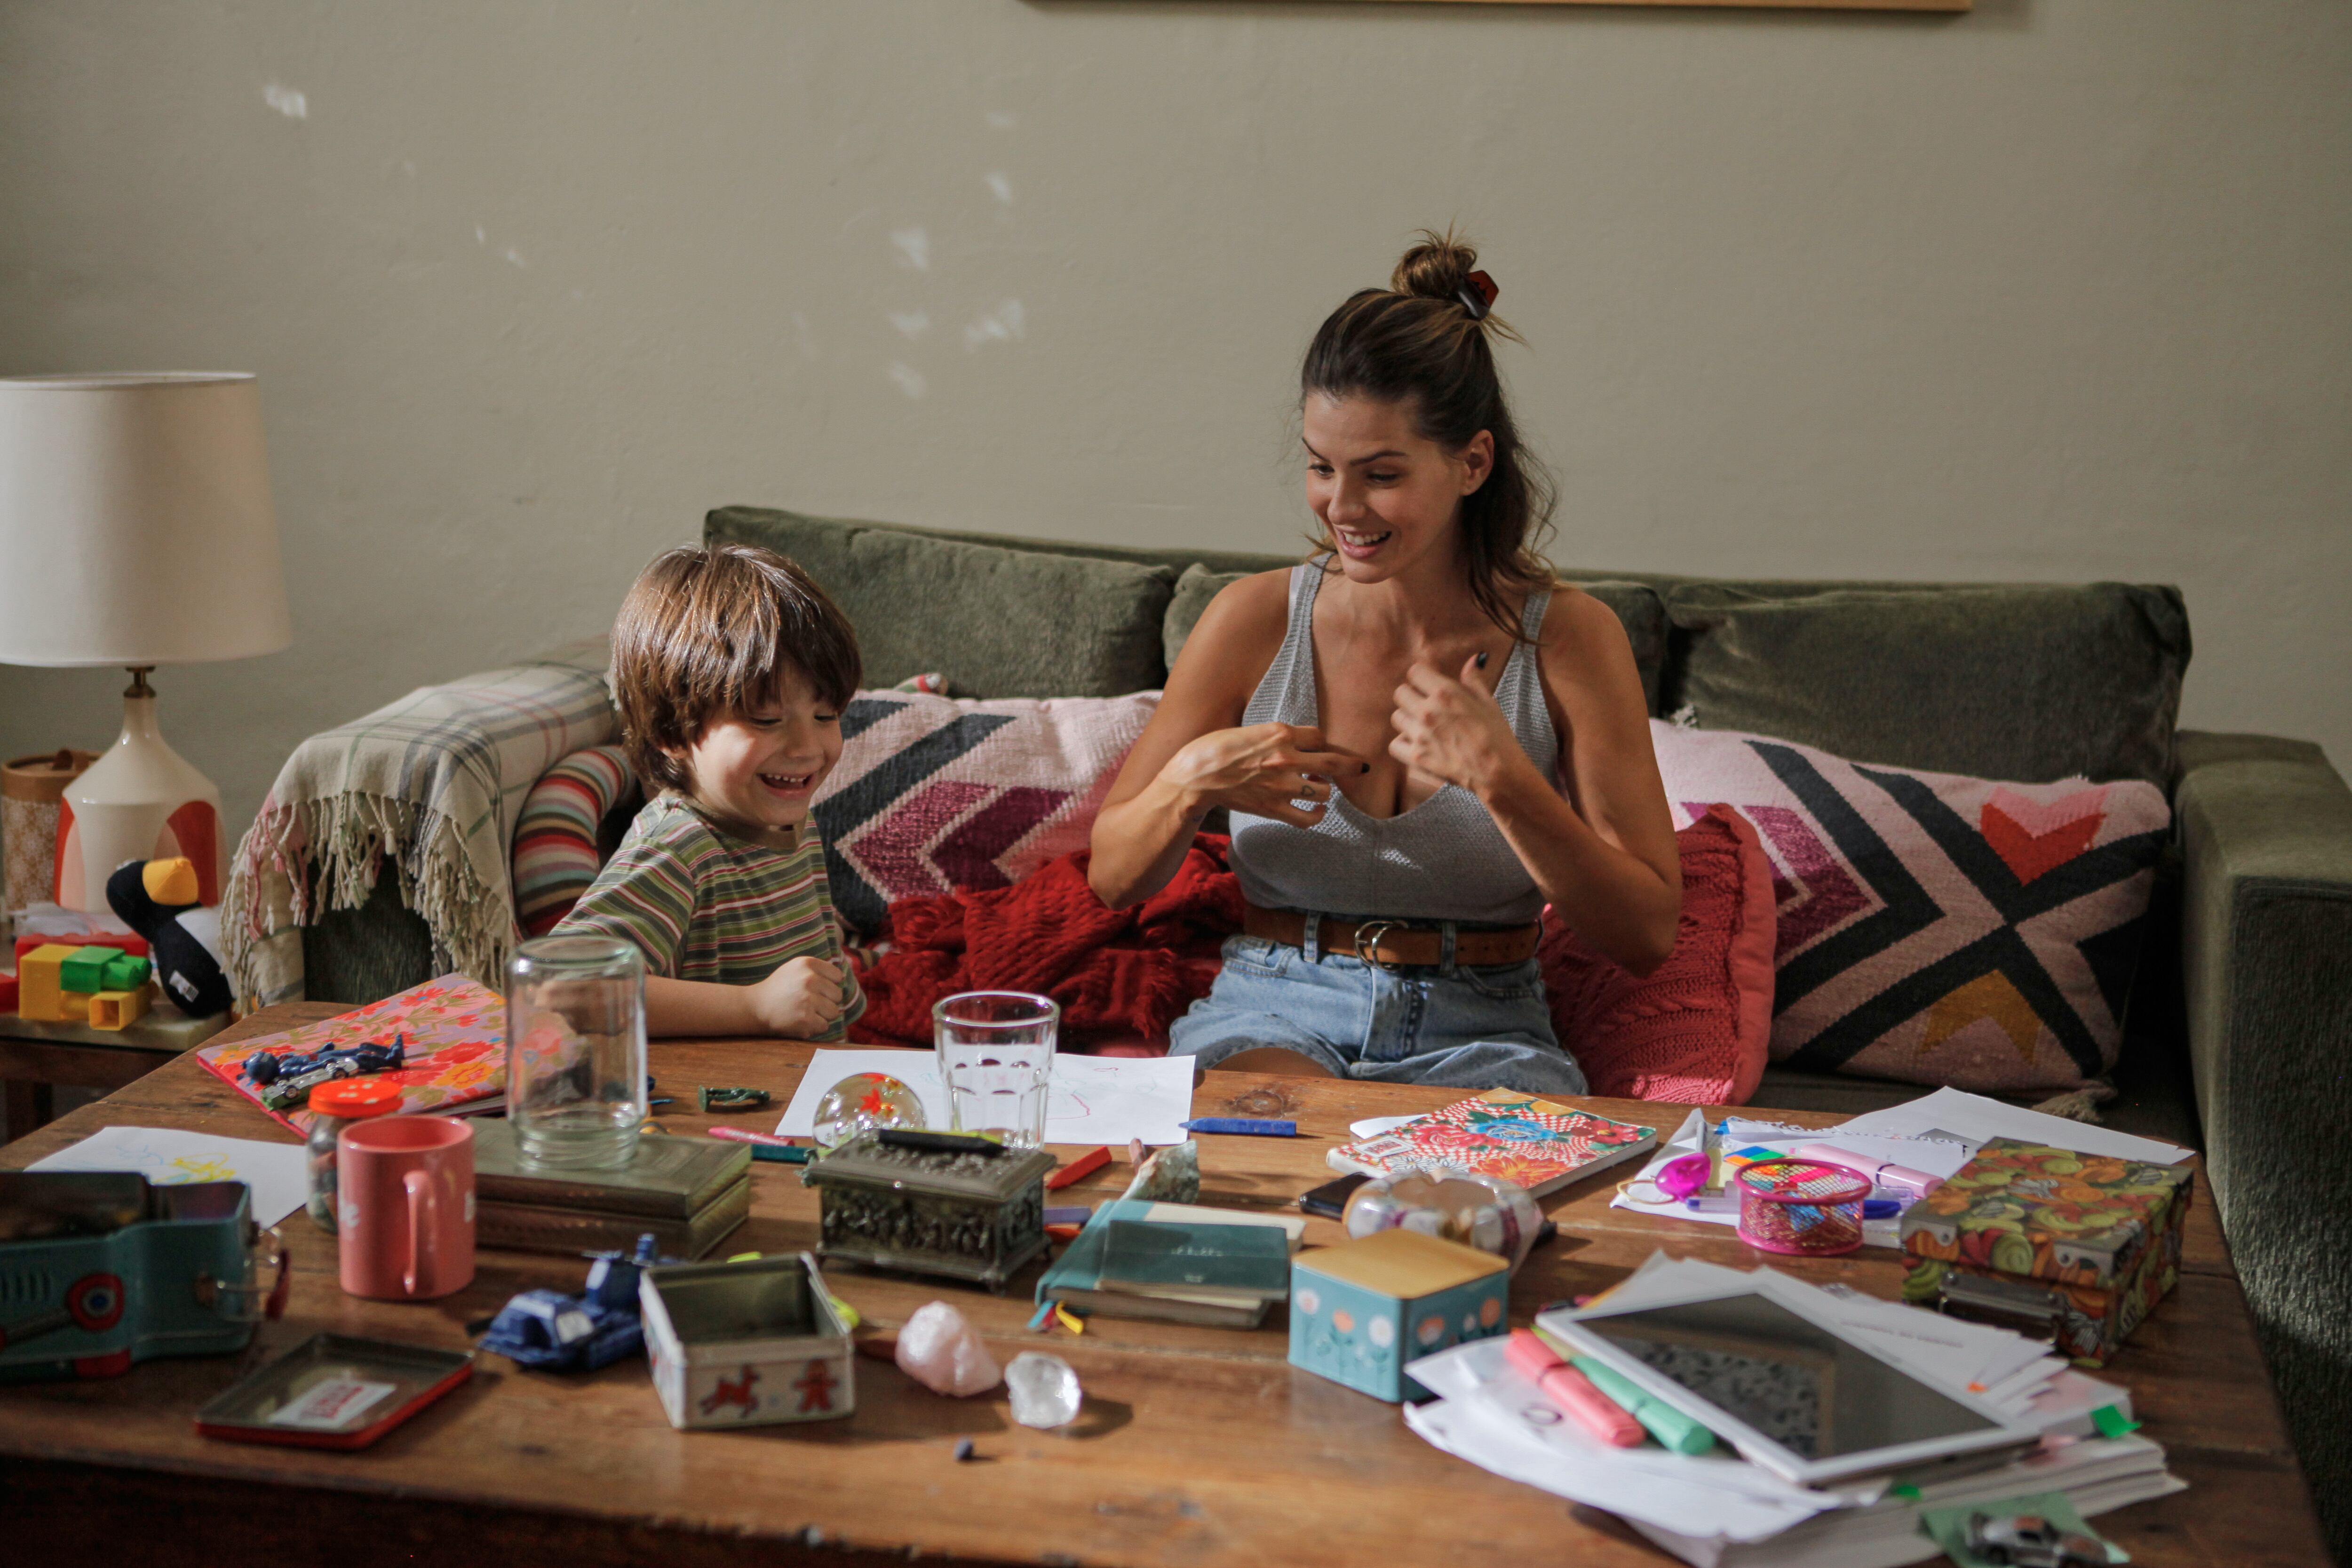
477, 1234, 671, 1372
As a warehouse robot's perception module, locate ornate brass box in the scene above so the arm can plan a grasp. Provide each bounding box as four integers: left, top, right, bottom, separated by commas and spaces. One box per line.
801, 1133, 1056, 1292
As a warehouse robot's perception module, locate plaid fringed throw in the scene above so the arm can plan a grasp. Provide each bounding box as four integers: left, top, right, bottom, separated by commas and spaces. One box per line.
223, 641, 617, 1009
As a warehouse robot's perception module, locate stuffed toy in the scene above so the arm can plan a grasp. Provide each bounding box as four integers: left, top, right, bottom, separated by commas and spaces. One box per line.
106, 856, 232, 1018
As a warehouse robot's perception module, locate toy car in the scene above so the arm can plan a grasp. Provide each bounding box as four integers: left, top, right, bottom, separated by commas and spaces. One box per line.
478, 1234, 670, 1372
1963, 1511, 2110, 1568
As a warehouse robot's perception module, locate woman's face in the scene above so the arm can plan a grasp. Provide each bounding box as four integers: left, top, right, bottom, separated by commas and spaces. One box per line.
1302, 392, 1493, 586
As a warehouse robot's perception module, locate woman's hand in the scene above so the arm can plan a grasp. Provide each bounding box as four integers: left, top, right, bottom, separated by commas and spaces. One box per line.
747, 955, 845, 1038
1389, 654, 1529, 801
1161, 723, 1366, 827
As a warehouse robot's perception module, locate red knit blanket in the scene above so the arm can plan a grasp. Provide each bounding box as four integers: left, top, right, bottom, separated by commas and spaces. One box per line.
848, 835, 1242, 1046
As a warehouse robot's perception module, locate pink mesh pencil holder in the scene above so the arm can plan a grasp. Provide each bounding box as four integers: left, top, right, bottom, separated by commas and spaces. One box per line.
1734, 1158, 1873, 1257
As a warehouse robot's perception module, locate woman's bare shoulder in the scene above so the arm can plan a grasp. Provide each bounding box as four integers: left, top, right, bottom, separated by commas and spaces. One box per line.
1166, 565, 1295, 694
1539, 581, 1636, 657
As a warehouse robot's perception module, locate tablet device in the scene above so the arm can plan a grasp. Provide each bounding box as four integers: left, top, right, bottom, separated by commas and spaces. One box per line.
1541, 1276, 2036, 1485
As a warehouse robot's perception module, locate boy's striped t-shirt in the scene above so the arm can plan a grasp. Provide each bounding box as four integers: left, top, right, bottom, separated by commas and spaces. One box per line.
553, 793, 864, 1041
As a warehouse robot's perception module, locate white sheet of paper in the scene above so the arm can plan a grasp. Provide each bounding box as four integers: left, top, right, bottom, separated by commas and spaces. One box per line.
1833, 1086, 2192, 1166
28, 1124, 310, 1226
776, 1049, 1195, 1147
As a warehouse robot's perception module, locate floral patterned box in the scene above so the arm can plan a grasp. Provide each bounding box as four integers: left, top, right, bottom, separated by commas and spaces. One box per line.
1898, 1137, 2193, 1367
1289, 1229, 1509, 1402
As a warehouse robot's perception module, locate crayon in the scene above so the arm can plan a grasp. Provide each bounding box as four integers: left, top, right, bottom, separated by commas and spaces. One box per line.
1046, 1146, 1112, 1189
1181, 1117, 1297, 1137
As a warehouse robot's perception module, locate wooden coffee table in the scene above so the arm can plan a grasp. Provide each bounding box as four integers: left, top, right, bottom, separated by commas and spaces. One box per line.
0, 1005, 2325, 1568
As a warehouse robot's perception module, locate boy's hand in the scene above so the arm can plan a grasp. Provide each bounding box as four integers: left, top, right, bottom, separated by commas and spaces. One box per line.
748, 956, 845, 1038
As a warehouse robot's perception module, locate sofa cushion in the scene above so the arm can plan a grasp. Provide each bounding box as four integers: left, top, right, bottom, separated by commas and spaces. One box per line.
705, 506, 1176, 698
1163, 564, 1671, 714
1662, 582, 2190, 786
811, 687, 1160, 936
1651, 718, 2172, 1094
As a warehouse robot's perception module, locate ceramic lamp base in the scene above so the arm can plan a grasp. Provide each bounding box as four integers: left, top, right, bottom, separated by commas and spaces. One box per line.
55, 672, 223, 915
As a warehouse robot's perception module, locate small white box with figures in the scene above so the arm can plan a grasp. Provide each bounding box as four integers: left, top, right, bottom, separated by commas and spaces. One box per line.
640, 1252, 856, 1429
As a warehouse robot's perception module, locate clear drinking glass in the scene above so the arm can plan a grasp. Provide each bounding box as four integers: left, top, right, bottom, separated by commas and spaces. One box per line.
933, 991, 1058, 1149
506, 935, 648, 1169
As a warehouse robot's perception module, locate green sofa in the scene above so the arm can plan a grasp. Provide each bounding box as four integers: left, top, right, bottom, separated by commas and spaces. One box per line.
293, 504, 2352, 1552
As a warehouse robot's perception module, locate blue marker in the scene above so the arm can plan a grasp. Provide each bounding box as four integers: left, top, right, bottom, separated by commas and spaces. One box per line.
1181, 1117, 1297, 1137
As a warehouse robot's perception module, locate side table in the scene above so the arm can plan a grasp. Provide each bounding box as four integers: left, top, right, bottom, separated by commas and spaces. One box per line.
0, 1002, 230, 1144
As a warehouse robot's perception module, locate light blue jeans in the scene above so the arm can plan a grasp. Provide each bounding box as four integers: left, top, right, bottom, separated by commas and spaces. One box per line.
1168, 927, 1588, 1096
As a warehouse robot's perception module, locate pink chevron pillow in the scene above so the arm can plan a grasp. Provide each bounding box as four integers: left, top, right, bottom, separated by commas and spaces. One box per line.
1649, 720, 2171, 1093
810, 690, 1160, 936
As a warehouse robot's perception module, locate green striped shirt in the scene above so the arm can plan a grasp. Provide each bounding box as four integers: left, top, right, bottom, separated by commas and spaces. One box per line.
554, 794, 865, 1041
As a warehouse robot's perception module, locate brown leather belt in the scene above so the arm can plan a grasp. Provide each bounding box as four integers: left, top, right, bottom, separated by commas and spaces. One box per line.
1242, 903, 1542, 970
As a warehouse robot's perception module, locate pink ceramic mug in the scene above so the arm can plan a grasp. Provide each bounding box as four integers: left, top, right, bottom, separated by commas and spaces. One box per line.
338, 1115, 475, 1300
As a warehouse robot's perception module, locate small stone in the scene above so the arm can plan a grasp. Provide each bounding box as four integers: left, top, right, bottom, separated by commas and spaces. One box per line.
894, 1301, 1002, 1396
1005, 1351, 1083, 1429
953, 1438, 976, 1462
1123, 1140, 1200, 1202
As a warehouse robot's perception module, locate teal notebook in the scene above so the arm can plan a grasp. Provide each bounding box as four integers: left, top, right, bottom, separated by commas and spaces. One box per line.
1037, 1199, 1300, 1327
1095, 1220, 1291, 1303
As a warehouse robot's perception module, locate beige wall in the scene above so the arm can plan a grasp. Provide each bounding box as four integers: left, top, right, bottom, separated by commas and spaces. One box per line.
2, 0, 2346, 846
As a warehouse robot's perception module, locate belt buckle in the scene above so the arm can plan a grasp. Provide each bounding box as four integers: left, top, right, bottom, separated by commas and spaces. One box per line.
1352, 919, 1401, 972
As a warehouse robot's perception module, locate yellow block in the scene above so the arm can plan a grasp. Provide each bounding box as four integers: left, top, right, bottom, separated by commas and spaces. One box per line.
18, 944, 75, 1021
58, 990, 91, 1023
89, 987, 150, 1030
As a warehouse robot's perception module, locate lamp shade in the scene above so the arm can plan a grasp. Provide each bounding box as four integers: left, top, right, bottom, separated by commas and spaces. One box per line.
0, 372, 292, 667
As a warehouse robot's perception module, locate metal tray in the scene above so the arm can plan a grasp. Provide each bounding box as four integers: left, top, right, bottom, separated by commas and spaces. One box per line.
195, 1332, 473, 1449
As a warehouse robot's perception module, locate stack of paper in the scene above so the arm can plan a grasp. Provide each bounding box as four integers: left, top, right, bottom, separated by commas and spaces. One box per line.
1403, 1253, 2182, 1568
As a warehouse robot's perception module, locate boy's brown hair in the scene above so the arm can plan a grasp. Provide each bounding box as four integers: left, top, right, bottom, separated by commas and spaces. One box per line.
611, 544, 862, 794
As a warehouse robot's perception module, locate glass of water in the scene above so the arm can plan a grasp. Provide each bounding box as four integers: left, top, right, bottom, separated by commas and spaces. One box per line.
933, 991, 1058, 1149
506, 935, 648, 1169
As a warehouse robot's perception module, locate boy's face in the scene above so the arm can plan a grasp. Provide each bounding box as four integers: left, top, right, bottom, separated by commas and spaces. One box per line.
673, 666, 844, 836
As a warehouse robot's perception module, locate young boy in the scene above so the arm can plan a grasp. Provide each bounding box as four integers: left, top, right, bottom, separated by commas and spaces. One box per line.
556, 543, 865, 1040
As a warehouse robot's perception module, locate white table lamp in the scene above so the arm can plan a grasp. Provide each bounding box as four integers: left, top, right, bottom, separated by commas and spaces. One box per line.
0, 373, 292, 914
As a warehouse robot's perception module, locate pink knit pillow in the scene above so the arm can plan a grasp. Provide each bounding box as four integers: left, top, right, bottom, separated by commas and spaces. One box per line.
1649, 720, 2171, 1093
1541, 806, 1777, 1104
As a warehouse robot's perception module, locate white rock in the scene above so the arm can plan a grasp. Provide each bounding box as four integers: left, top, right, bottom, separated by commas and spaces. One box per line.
1005, 1351, 1082, 1428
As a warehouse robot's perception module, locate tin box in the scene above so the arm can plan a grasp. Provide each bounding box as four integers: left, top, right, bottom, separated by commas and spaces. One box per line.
195, 1333, 474, 1449
0, 1172, 283, 1382
1899, 1138, 2194, 1367
639, 1251, 856, 1429
800, 1131, 1055, 1291
1289, 1228, 1510, 1402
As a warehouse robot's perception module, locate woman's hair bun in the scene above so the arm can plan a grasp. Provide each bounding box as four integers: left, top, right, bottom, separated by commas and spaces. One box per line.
1391, 229, 1481, 302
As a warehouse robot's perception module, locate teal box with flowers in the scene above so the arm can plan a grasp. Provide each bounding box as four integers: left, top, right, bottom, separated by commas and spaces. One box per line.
1288, 1228, 1509, 1401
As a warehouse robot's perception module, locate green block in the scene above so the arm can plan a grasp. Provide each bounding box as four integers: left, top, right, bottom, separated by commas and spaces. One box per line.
58, 946, 119, 993
101, 952, 151, 991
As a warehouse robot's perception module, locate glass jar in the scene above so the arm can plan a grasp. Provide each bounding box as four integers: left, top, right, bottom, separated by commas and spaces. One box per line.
506, 934, 648, 1170
304, 1076, 405, 1232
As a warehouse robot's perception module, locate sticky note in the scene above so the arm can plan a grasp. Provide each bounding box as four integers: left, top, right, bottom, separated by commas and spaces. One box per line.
2090, 1405, 2142, 1438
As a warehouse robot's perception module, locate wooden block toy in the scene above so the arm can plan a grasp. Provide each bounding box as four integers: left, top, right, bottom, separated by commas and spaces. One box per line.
59, 945, 121, 994
0, 974, 16, 1014
89, 988, 150, 1030
58, 990, 91, 1023
18, 944, 77, 1021
101, 952, 151, 991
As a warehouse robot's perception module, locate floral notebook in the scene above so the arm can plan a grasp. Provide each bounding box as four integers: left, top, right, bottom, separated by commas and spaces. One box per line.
1325, 1088, 1658, 1197
194, 974, 506, 1137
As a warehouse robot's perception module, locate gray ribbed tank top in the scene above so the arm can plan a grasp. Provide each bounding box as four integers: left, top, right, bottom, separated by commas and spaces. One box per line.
1227, 563, 1559, 926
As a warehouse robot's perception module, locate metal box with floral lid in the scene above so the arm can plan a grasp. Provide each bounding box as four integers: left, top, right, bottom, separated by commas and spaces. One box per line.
801, 1132, 1056, 1291
1898, 1137, 2193, 1366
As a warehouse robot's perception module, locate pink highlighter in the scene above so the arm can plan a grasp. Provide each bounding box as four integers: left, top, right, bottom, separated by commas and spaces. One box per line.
1505, 1329, 1645, 1447
1794, 1143, 1941, 1201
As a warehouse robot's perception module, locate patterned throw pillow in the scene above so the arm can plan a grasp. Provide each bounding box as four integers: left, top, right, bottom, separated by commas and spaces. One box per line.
1540, 806, 1778, 1105
512, 744, 639, 935
811, 690, 1160, 936
1649, 720, 2171, 1093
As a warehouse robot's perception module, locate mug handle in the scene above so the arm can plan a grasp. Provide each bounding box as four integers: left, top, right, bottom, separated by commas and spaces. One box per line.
403, 1169, 434, 1296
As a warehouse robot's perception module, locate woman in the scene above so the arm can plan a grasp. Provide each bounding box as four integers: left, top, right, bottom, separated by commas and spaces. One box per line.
1088, 233, 1681, 1093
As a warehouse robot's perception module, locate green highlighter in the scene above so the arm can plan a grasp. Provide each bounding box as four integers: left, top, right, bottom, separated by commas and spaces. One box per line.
1568, 1355, 1717, 1456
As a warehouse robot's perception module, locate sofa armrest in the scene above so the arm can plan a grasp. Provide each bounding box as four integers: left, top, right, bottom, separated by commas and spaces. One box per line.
226, 642, 617, 1009
2174, 729, 2352, 1515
